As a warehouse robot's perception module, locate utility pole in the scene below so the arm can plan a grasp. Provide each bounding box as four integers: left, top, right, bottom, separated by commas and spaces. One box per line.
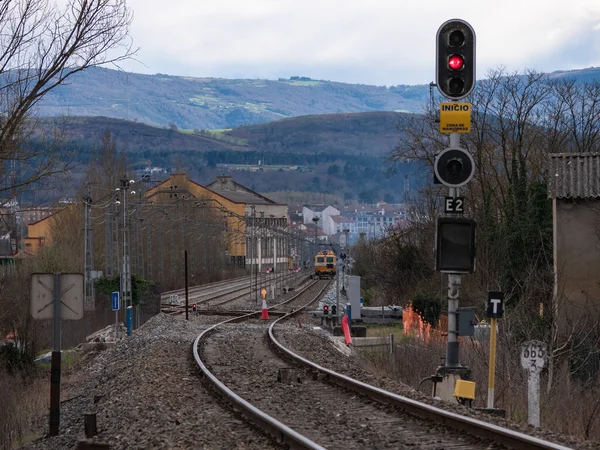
83, 187, 94, 311
105, 206, 113, 278
343, 227, 350, 293
336, 259, 340, 322
250, 205, 256, 303
119, 177, 134, 320
259, 212, 264, 297
312, 216, 319, 264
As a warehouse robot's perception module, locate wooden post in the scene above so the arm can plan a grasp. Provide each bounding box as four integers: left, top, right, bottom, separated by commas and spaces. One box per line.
84, 413, 97, 438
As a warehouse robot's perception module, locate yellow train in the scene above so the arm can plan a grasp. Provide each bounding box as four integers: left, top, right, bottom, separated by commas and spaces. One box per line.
314, 250, 337, 279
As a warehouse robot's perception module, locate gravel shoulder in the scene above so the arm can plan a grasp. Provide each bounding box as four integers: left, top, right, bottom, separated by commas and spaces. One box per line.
24, 314, 283, 450
275, 316, 599, 450
22, 300, 598, 450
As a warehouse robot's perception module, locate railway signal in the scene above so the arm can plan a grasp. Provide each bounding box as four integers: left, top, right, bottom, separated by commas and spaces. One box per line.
430, 19, 478, 393
331, 304, 337, 316
436, 19, 476, 100
323, 305, 329, 315
435, 217, 476, 273
434, 147, 475, 188
192, 303, 197, 313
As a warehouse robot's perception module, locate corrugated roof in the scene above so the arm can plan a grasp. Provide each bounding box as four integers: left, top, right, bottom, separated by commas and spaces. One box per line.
548, 153, 600, 199
206, 177, 280, 205
208, 188, 273, 205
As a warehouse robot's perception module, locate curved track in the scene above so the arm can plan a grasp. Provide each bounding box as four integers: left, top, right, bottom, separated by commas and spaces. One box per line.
193, 281, 571, 450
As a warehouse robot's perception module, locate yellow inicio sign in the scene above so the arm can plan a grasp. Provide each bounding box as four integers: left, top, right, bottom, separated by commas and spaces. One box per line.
439, 102, 471, 134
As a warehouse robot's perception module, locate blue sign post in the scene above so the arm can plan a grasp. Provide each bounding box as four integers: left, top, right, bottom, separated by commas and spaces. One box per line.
112, 291, 120, 339
111, 292, 120, 311
126, 306, 133, 337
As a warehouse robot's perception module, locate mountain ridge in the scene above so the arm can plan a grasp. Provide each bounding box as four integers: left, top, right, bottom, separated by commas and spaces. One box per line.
35, 66, 600, 131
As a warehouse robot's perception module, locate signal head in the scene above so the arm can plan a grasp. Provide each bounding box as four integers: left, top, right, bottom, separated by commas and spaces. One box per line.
436, 19, 476, 100
192, 303, 197, 311
434, 147, 475, 188
331, 305, 337, 315
323, 305, 329, 315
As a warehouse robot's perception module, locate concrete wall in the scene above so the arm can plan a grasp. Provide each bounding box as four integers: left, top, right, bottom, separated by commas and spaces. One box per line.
554, 198, 600, 331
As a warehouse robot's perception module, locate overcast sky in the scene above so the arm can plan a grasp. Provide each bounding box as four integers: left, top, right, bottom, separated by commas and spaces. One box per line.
117, 0, 600, 86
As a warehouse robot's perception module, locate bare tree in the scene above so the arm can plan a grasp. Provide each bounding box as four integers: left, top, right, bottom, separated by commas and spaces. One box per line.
0, 0, 135, 198
545, 78, 600, 153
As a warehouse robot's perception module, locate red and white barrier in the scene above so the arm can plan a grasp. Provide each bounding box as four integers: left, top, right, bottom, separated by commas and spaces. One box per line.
341, 315, 352, 346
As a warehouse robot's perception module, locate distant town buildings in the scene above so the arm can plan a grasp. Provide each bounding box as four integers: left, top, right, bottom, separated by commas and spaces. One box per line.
294, 201, 407, 245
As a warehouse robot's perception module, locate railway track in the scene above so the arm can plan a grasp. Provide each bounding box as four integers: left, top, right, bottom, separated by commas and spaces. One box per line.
193, 280, 573, 450
161, 273, 308, 315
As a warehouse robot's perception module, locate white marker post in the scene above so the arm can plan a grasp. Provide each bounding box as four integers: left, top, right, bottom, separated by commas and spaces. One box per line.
520, 340, 547, 427
486, 291, 504, 409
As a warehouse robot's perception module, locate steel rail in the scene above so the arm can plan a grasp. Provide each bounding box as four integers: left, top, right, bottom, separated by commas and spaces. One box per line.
268, 313, 573, 450
163, 274, 312, 315
192, 280, 329, 450
161, 275, 252, 298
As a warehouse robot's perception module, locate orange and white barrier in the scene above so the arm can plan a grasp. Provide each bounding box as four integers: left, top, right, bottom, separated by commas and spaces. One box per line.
261, 299, 269, 320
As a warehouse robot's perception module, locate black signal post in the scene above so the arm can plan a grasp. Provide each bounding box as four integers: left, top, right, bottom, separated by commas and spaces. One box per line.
433, 19, 477, 377
436, 19, 476, 101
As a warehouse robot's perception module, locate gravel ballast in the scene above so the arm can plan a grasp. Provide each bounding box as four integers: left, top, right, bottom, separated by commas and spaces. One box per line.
25, 314, 283, 450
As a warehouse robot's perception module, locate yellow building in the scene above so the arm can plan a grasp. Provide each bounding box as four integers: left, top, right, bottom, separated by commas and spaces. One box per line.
24, 212, 60, 255
144, 173, 247, 262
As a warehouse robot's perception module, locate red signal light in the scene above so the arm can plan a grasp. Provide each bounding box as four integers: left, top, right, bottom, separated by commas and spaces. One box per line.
448, 55, 464, 71
323, 305, 329, 315
192, 303, 197, 310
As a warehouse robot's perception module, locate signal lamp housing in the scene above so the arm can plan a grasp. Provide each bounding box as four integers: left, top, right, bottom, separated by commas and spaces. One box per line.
436, 19, 476, 100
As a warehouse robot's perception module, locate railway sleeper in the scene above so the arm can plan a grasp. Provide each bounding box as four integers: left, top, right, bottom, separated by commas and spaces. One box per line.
276, 367, 302, 383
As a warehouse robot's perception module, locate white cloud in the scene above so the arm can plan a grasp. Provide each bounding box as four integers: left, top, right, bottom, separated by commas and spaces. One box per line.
117, 0, 600, 85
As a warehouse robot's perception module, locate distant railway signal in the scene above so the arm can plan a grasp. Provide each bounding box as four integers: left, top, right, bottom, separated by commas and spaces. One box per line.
434, 147, 475, 188
436, 19, 476, 100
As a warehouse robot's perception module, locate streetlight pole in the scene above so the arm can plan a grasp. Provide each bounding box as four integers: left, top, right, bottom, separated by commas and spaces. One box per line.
312, 216, 319, 260
83, 187, 94, 311
343, 227, 350, 293
249, 205, 255, 303
118, 177, 135, 332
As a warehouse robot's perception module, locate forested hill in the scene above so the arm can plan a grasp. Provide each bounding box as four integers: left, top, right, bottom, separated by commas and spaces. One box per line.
35, 112, 418, 204
220, 112, 412, 156
37, 67, 428, 130
37, 112, 412, 158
